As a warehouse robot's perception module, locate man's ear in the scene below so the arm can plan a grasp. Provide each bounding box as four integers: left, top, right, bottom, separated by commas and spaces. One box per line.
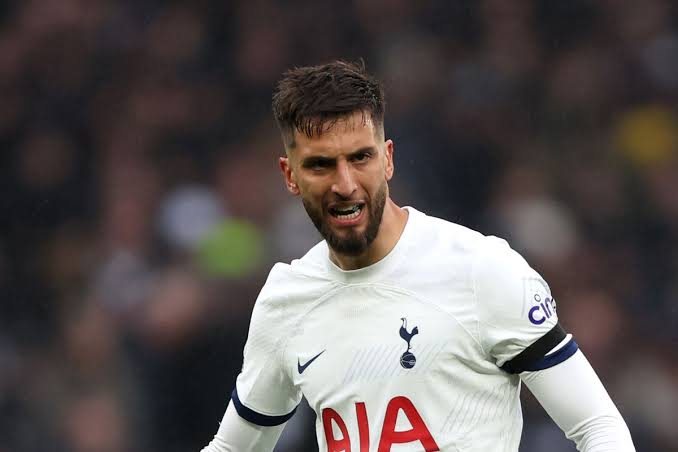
384, 139, 394, 181
279, 156, 300, 195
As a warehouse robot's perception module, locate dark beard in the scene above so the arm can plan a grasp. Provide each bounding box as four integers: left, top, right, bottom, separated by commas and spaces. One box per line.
302, 182, 387, 257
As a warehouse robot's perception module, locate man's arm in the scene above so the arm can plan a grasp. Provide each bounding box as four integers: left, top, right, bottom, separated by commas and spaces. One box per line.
201, 401, 286, 452
471, 237, 635, 450
521, 349, 635, 451
201, 266, 302, 451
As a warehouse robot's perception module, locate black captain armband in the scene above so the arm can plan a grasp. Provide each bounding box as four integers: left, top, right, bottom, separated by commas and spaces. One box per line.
500, 324, 579, 374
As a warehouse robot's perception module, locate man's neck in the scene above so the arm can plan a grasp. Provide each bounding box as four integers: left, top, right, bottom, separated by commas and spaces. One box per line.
329, 199, 409, 271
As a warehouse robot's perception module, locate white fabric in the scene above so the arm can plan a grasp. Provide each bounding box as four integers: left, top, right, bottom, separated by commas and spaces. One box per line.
206, 207, 632, 451
200, 401, 284, 452
202, 352, 637, 452
523, 350, 635, 451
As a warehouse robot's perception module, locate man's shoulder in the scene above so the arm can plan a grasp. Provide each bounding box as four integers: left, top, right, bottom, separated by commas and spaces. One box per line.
407, 207, 493, 258
273, 240, 329, 282
405, 208, 538, 294
257, 240, 333, 306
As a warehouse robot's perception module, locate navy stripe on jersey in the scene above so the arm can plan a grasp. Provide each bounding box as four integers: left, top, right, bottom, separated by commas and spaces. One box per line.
231, 388, 297, 426
523, 338, 579, 372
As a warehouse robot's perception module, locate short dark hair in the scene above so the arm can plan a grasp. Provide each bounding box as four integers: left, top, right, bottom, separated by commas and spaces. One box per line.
272, 60, 385, 148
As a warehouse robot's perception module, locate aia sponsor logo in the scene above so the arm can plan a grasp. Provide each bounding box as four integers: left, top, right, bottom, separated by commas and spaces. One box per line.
322, 396, 439, 452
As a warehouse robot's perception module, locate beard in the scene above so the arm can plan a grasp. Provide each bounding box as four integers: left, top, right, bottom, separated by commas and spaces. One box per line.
302, 182, 387, 257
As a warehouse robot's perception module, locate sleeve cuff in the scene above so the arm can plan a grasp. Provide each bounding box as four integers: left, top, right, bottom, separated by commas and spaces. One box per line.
523, 338, 579, 372
231, 388, 297, 427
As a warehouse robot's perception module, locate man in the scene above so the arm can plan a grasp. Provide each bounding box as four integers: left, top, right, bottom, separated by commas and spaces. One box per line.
201, 61, 635, 451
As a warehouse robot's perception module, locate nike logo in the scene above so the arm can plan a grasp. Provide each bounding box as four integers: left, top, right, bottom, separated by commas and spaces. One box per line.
298, 350, 326, 374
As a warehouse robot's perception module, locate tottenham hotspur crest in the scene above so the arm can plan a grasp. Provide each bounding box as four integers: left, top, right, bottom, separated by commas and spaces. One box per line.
399, 318, 419, 369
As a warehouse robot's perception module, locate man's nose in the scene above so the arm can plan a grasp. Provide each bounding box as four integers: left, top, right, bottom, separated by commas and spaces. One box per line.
331, 161, 357, 198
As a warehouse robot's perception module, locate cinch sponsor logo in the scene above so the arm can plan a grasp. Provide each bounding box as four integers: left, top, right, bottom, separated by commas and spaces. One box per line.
528, 294, 557, 325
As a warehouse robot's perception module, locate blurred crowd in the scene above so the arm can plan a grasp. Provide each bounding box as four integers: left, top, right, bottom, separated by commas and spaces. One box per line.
1, 0, 677, 451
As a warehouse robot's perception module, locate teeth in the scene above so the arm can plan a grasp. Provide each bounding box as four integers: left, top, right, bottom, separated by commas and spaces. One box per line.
333, 204, 362, 219
338, 204, 359, 213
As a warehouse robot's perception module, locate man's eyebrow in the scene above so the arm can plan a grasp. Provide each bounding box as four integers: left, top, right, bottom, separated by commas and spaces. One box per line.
300, 146, 377, 167
348, 146, 377, 157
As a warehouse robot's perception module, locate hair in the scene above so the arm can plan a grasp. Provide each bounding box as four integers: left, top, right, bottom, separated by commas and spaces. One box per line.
272, 60, 385, 149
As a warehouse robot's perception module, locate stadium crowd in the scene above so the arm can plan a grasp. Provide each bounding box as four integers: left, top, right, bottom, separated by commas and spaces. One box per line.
0, 0, 677, 451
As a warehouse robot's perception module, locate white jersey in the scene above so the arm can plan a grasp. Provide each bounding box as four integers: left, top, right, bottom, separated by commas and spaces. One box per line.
233, 207, 573, 452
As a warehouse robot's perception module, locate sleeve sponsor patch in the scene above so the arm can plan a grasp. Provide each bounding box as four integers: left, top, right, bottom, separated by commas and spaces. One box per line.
522, 277, 557, 325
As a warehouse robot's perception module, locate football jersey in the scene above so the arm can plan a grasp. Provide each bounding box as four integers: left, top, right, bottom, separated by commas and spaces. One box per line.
232, 207, 574, 452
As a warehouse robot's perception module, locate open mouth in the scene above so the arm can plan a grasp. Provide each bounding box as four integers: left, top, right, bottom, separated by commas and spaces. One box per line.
328, 203, 364, 220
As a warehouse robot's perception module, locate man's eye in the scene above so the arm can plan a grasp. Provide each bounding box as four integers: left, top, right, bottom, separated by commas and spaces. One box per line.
306, 159, 332, 170
353, 152, 370, 162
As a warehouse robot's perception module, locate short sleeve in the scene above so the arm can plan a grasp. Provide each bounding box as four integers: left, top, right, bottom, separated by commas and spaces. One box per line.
233, 286, 302, 426
472, 237, 561, 368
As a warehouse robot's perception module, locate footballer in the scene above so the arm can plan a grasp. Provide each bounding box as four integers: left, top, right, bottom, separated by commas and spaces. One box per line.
200, 61, 635, 451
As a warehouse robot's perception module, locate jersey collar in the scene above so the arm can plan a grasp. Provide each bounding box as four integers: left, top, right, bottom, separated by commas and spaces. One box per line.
323, 206, 420, 284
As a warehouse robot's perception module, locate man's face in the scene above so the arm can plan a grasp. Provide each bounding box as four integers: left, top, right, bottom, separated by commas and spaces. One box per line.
279, 111, 394, 256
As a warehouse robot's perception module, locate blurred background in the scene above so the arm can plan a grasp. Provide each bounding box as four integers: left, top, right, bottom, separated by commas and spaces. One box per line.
1, 0, 677, 451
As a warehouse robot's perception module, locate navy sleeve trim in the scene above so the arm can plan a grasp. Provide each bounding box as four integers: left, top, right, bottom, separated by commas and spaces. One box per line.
231, 388, 297, 427
523, 338, 579, 372
501, 323, 568, 374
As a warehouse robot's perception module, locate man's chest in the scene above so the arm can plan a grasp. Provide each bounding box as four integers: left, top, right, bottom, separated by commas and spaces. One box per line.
284, 285, 490, 410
